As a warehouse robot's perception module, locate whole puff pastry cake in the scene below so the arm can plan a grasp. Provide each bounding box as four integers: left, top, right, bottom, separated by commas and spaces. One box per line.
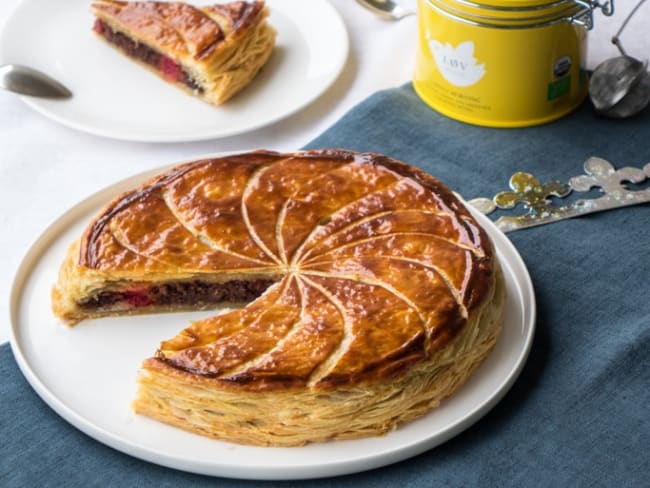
91, 0, 276, 105
52, 149, 505, 446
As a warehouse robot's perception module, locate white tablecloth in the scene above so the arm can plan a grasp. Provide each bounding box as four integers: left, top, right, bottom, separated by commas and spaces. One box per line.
0, 0, 647, 345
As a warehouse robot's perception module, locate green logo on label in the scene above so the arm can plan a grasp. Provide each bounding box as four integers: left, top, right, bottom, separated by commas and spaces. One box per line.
548, 76, 571, 101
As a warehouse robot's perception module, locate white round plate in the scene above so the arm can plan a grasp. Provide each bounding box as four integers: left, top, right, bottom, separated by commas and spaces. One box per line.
0, 0, 348, 142
9, 162, 536, 480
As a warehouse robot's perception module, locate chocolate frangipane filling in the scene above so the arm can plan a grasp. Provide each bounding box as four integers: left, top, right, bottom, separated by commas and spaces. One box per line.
93, 19, 204, 93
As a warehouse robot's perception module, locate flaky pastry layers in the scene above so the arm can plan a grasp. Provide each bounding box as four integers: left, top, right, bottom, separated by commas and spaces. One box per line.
91, 0, 276, 105
52, 149, 505, 446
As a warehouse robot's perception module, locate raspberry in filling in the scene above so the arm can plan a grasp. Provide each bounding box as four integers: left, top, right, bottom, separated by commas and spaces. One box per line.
93, 18, 105, 35
122, 290, 153, 308
159, 56, 182, 82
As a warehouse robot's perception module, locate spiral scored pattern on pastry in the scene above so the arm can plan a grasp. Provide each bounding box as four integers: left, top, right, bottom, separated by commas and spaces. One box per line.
52, 149, 504, 445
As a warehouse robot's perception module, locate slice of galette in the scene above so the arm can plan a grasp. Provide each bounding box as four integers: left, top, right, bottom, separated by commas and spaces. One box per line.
91, 0, 276, 104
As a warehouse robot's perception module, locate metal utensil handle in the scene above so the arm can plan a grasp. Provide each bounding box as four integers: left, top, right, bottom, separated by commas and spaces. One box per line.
572, 0, 615, 30
611, 0, 647, 57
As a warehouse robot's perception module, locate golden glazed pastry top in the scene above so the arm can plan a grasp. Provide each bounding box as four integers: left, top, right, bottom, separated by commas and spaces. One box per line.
78, 150, 494, 391
91, 0, 267, 61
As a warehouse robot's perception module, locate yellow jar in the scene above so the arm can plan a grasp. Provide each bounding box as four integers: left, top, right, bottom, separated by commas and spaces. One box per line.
414, 0, 614, 127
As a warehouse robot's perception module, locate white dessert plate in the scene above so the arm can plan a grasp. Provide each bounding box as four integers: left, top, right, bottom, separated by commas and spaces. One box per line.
9, 162, 536, 481
0, 0, 348, 142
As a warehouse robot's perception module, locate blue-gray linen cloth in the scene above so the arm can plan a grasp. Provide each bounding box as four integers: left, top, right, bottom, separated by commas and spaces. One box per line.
2, 84, 649, 487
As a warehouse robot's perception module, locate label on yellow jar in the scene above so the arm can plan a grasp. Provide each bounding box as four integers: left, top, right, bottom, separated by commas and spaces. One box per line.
428, 40, 486, 88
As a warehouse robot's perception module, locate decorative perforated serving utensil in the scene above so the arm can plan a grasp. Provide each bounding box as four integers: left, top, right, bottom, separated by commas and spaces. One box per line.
468, 156, 650, 232
589, 0, 650, 118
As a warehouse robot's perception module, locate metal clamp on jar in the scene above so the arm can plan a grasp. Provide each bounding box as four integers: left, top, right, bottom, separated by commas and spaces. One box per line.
413, 0, 615, 127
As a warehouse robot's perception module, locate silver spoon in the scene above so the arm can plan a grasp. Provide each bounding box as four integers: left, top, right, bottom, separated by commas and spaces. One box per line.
0, 64, 72, 99
356, 0, 415, 20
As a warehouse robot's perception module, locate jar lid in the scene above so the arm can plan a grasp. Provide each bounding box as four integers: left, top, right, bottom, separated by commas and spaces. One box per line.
423, 0, 585, 27
451, 0, 573, 9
